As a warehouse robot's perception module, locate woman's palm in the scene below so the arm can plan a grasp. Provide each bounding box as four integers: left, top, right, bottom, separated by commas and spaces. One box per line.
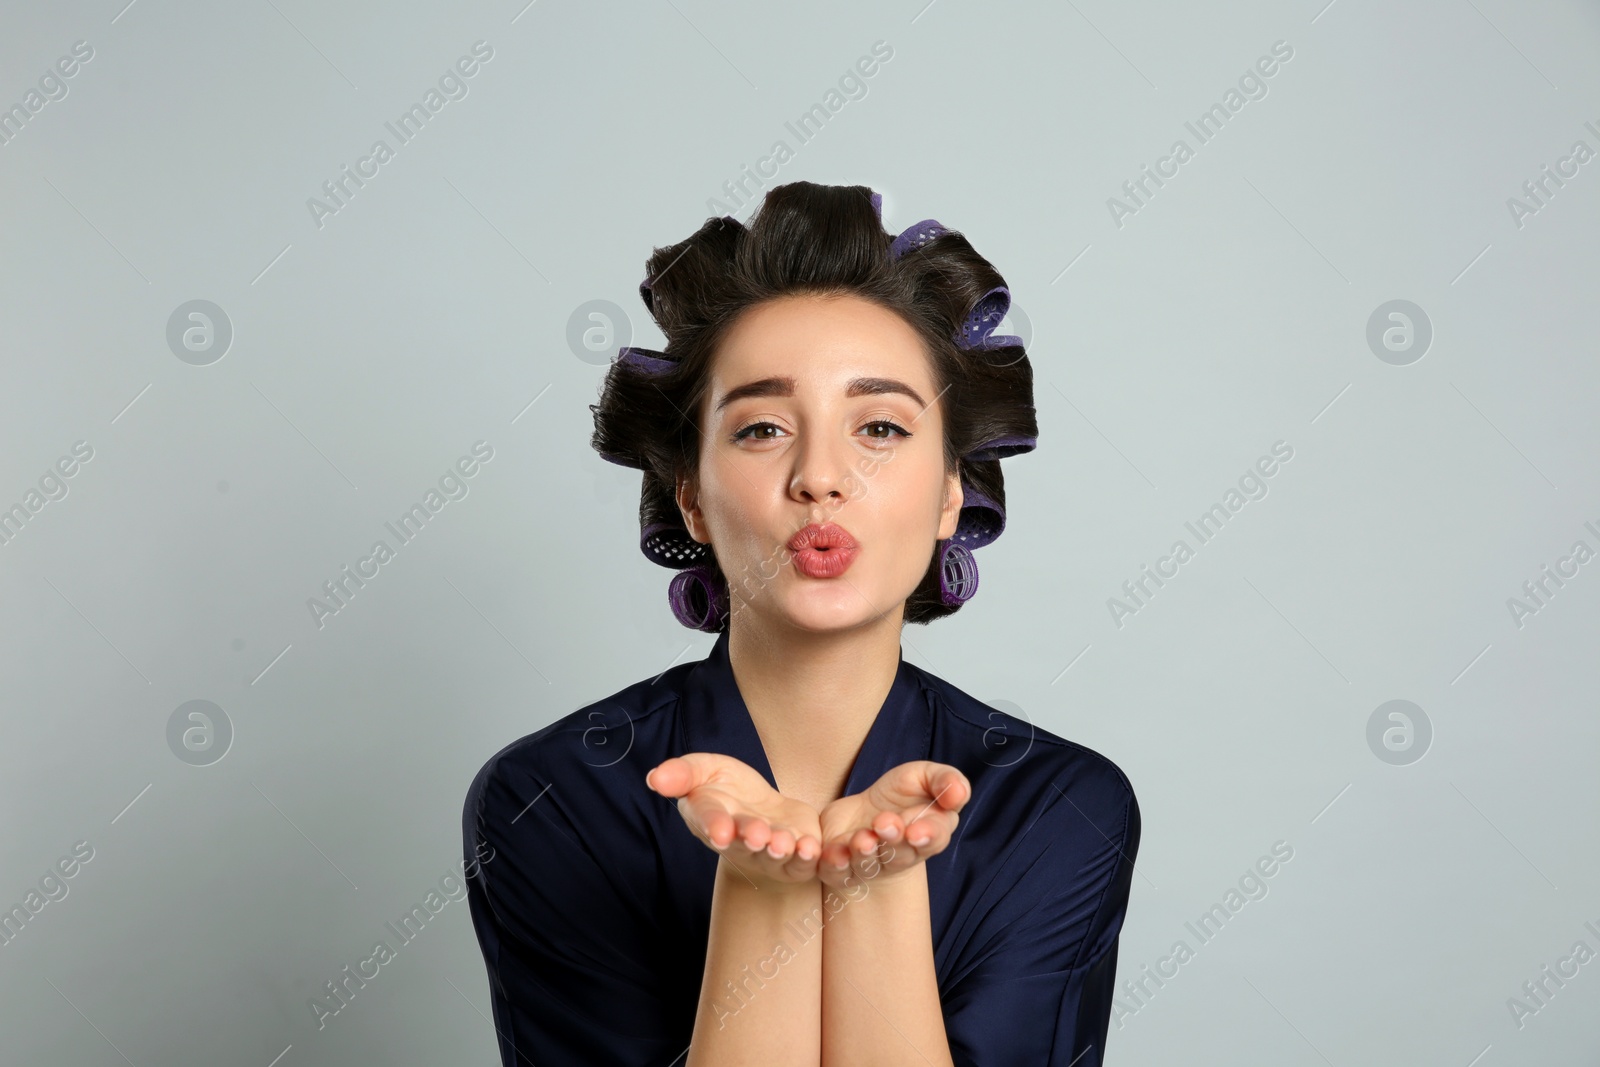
647, 753, 824, 886
817, 761, 969, 886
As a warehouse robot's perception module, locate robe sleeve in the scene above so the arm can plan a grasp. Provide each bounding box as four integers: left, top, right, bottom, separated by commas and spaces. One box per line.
462, 748, 685, 1066
938, 758, 1141, 1066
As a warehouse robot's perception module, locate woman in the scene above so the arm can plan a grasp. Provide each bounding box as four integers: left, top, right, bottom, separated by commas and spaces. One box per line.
463, 181, 1140, 1066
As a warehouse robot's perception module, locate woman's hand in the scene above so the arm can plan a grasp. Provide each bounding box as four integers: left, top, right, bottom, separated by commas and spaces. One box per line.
646, 753, 825, 889
817, 761, 970, 890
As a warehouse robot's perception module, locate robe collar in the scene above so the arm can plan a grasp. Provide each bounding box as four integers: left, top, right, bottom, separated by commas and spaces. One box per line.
680, 628, 933, 798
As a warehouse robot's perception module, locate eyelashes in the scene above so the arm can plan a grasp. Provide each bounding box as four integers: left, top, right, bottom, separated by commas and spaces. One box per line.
861, 420, 914, 444
730, 420, 913, 446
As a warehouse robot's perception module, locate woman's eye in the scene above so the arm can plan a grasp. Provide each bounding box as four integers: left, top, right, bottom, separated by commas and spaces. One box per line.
732, 422, 785, 442
731, 420, 912, 444
860, 420, 912, 443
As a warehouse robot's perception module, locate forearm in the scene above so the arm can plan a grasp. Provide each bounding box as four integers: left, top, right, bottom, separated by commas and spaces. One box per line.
687, 856, 825, 1067
820, 863, 954, 1067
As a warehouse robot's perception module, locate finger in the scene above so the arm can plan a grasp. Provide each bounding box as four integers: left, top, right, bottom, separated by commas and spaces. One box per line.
821, 838, 854, 874
764, 827, 795, 860
908, 763, 969, 811
793, 833, 821, 864
888, 775, 966, 840
932, 767, 971, 810
776, 852, 812, 881
644, 759, 675, 796
850, 835, 899, 884
764, 831, 806, 870
850, 827, 881, 859
905, 810, 957, 849
871, 811, 905, 843
697, 805, 737, 850
646, 756, 701, 798
836, 829, 883, 885
820, 829, 864, 871
677, 795, 736, 851
779, 836, 820, 880
735, 814, 772, 852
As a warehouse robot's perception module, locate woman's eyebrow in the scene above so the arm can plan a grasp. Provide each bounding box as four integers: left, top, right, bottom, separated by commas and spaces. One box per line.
713, 376, 926, 413
849, 377, 928, 407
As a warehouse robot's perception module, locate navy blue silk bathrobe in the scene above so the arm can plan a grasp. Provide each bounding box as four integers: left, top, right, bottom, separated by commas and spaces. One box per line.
463, 630, 1140, 1066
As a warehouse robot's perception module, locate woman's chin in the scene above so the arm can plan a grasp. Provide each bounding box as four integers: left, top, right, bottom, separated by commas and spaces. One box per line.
764, 584, 900, 633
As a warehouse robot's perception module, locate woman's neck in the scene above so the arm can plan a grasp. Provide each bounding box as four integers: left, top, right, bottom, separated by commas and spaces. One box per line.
726, 611, 904, 808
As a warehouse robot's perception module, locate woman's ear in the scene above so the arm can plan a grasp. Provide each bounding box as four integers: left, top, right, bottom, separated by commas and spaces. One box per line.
676, 475, 710, 544
936, 469, 963, 541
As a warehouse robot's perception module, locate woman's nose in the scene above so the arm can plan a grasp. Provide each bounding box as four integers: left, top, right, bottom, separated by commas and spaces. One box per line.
787, 431, 853, 507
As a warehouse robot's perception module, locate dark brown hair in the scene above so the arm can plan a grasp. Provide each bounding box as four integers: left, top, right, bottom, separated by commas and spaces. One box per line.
589, 180, 1037, 627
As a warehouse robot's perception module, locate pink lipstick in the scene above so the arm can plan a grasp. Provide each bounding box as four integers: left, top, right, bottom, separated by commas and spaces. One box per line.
787, 522, 859, 579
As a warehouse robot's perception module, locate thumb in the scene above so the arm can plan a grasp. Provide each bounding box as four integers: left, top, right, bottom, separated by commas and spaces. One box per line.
921, 763, 970, 811
645, 754, 713, 798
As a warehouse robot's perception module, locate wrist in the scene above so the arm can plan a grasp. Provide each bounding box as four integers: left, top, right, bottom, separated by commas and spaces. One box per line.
838, 856, 926, 899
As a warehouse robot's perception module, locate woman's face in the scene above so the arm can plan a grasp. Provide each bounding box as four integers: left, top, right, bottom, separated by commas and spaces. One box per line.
678, 292, 962, 633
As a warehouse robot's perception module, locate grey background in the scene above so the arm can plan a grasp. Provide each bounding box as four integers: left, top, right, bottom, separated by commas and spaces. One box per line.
2, 0, 1597, 1063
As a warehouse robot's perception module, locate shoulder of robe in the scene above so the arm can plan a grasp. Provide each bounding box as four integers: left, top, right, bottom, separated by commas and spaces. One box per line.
464, 667, 686, 830
907, 662, 1139, 827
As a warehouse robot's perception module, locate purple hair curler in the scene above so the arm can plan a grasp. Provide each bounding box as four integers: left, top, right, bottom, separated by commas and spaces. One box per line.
937, 540, 979, 606
952, 479, 1005, 550
888, 221, 1025, 355
965, 434, 1037, 463
958, 285, 1025, 353
615, 345, 677, 376
641, 522, 712, 569
889, 218, 948, 261
669, 563, 729, 632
